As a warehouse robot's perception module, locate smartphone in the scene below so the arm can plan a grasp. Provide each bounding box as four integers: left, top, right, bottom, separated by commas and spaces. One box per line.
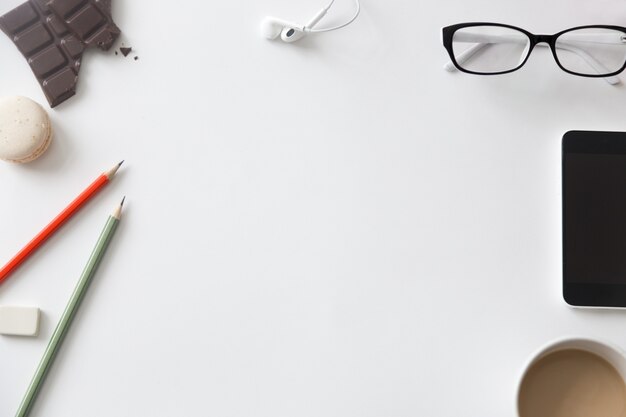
563, 130, 626, 307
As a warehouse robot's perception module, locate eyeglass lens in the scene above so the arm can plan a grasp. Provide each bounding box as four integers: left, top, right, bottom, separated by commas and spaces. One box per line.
451, 26, 531, 74
555, 28, 626, 76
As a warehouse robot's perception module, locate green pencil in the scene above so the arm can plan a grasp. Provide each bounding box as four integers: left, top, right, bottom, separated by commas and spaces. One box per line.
15, 198, 125, 417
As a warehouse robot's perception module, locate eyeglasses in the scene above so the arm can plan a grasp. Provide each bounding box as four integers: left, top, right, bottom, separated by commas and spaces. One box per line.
442, 23, 626, 84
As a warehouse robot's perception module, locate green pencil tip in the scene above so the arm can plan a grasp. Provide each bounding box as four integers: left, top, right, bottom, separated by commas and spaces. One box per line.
120, 196, 126, 207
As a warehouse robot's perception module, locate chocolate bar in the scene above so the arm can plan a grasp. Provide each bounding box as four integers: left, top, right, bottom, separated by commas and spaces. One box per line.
0, 0, 120, 108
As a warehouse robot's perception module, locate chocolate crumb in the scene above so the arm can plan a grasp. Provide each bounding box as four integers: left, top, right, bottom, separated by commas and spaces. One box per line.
120, 46, 132, 57
134, 56, 138, 60
115, 51, 118, 55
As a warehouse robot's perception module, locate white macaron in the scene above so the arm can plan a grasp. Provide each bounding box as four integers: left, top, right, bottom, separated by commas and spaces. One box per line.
0, 96, 52, 163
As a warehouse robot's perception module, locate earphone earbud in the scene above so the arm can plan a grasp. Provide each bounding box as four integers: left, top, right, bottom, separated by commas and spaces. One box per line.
261, 17, 305, 40
261, 0, 361, 44
280, 25, 307, 43
279, 6, 329, 42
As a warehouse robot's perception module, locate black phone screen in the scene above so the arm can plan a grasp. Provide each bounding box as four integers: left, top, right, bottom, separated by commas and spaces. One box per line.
563, 131, 626, 306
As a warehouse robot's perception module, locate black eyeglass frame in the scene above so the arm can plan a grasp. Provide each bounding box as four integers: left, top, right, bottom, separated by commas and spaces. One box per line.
442, 22, 626, 78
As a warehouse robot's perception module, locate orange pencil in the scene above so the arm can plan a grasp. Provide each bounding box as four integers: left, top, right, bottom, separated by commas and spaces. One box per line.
0, 161, 123, 285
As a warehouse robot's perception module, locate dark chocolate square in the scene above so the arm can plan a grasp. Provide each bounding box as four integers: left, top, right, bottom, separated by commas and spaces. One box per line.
29, 45, 68, 77
15, 22, 52, 55
66, 5, 104, 39
60, 35, 84, 58
48, 0, 85, 18
0, 2, 38, 34
42, 67, 77, 106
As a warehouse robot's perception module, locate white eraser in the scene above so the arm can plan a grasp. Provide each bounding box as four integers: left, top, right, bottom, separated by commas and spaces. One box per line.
0, 306, 40, 336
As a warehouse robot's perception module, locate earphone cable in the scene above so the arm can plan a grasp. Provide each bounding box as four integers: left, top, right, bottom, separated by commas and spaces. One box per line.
306, 0, 360, 33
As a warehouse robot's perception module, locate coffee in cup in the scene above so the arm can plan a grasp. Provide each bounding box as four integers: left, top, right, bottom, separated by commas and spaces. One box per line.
518, 338, 626, 417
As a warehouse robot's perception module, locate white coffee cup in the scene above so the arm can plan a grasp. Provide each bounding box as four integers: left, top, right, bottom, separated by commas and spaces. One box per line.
517, 337, 626, 417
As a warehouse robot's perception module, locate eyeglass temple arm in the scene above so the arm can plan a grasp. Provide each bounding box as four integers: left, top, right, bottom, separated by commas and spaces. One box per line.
444, 33, 622, 85
443, 43, 488, 71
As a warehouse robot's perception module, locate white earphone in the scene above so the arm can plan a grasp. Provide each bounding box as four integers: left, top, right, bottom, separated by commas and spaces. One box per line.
261, 0, 361, 43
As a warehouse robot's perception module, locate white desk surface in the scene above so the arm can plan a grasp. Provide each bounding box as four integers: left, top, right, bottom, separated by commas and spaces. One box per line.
1, 0, 626, 415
